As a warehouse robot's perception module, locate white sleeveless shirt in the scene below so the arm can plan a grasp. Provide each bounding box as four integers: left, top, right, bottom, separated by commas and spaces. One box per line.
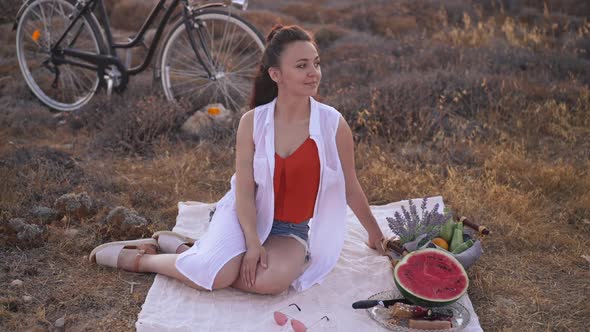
176, 97, 347, 292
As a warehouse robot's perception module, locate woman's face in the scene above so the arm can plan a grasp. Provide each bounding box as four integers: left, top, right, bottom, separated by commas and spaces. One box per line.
269, 41, 321, 97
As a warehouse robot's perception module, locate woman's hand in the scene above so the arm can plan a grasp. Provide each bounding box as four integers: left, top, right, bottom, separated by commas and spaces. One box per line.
367, 232, 386, 255
241, 244, 268, 288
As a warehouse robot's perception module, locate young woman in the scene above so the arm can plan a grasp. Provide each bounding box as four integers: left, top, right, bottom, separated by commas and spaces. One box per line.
90, 25, 385, 295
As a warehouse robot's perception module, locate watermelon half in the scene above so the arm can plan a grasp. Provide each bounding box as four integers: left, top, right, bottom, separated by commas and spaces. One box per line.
393, 248, 469, 307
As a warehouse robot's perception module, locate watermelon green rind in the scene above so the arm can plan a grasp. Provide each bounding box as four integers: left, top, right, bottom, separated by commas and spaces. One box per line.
393, 248, 469, 307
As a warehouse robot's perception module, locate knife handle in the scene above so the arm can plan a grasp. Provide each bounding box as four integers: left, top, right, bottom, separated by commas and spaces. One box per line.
352, 300, 381, 309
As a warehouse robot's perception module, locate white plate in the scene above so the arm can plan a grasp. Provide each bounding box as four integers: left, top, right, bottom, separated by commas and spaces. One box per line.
366, 290, 471, 331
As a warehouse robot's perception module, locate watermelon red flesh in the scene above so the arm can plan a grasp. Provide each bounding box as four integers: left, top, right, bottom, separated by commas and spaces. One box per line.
394, 248, 468, 307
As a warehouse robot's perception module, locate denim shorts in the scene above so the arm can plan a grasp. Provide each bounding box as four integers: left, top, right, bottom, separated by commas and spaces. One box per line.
269, 219, 310, 262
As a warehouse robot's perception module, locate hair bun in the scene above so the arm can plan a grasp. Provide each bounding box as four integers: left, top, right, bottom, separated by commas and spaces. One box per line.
266, 24, 284, 43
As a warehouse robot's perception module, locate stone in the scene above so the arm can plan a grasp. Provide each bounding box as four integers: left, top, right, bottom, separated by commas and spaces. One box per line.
55, 316, 65, 328
64, 228, 80, 236
54, 192, 95, 220
105, 207, 150, 239
11, 279, 23, 287
23, 295, 33, 302
31, 206, 62, 225
181, 104, 234, 137
181, 111, 214, 137
7, 218, 48, 248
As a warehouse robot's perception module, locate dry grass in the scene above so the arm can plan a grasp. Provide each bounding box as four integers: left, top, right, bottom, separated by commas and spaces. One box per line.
1, 0, 590, 331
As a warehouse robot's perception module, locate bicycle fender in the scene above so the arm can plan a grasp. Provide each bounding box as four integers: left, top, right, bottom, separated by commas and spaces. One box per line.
169, 2, 228, 23
13, 0, 37, 31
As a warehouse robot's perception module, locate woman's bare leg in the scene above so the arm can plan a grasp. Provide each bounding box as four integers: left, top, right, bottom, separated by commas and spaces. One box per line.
117, 249, 243, 290
176, 244, 190, 253
231, 235, 307, 295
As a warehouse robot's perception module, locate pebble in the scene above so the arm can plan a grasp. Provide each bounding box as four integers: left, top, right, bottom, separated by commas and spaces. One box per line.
23, 295, 33, 302
55, 316, 65, 328
10, 279, 23, 287
65, 228, 80, 236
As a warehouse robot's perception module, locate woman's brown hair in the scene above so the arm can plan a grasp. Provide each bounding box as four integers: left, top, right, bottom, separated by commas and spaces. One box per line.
249, 25, 317, 109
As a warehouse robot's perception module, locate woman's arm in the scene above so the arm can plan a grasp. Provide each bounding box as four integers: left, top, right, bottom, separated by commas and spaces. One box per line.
235, 110, 268, 287
235, 110, 260, 248
335, 116, 385, 254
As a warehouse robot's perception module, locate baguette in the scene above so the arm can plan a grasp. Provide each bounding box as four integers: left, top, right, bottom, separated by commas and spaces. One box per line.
408, 319, 452, 330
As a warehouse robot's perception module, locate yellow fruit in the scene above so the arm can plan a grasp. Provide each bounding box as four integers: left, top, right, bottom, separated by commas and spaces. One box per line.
432, 237, 449, 250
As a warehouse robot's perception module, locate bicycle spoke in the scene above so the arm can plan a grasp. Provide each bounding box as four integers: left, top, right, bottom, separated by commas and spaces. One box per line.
64, 65, 88, 96
38, 3, 52, 49
171, 76, 211, 90
173, 79, 216, 99
214, 18, 231, 72
224, 75, 251, 95
167, 67, 208, 79
17, 0, 100, 111
162, 12, 264, 109
168, 32, 202, 68
225, 49, 258, 74
221, 82, 241, 111
23, 24, 45, 49
218, 20, 238, 70
224, 30, 249, 65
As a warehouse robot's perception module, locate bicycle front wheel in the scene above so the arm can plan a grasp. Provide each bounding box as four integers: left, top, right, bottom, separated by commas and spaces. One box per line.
15, 0, 105, 111
160, 9, 265, 113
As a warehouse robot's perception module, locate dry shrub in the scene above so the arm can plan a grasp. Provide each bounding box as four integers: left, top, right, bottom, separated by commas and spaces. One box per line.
85, 95, 188, 155
313, 24, 348, 49
320, 34, 399, 91
0, 147, 84, 219
440, 13, 497, 47
0, 23, 17, 62
484, 148, 589, 203
281, 3, 339, 24
353, 143, 443, 204
104, 0, 161, 31
520, 0, 590, 17
330, 71, 499, 145
441, 144, 590, 330
242, 10, 297, 36
0, 0, 21, 24
332, 0, 448, 37
0, 103, 58, 138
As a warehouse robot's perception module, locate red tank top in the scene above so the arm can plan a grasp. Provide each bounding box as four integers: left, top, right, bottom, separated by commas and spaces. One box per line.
273, 137, 320, 223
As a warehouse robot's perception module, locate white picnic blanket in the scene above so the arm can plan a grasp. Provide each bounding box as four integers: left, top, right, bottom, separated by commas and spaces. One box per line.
136, 196, 483, 331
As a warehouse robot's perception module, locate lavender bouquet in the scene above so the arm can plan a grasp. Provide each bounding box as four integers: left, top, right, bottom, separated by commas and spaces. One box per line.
386, 198, 452, 245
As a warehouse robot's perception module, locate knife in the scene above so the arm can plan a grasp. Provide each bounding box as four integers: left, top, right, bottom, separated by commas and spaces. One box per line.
352, 298, 412, 309
352, 299, 454, 321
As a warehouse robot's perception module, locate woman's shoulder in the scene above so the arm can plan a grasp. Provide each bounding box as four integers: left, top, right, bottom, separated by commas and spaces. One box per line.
314, 98, 341, 117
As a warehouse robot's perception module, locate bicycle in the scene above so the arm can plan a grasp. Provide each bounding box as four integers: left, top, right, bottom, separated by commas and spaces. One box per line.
13, 0, 265, 112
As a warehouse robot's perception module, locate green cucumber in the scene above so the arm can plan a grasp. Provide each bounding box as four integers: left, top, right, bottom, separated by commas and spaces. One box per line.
439, 219, 454, 243
449, 222, 464, 252
452, 239, 474, 254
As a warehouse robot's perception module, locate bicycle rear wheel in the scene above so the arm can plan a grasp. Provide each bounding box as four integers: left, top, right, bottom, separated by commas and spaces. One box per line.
15, 0, 105, 111
160, 9, 264, 113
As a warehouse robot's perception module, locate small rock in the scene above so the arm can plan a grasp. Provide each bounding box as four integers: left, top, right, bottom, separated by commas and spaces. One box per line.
23, 295, 33, 302
11, 279, 23, 287
181, 105, 233, 137
181, 111, 214, 137
54, 192, 95, 221
7, 218, 48, 248
31, 206, 62, 225
55, 316, 65, 328
64, 228, 80, 237
105, 207, 150, 239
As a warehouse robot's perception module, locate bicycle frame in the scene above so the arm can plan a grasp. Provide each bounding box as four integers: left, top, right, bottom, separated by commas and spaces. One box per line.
14, 0, 237, 91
